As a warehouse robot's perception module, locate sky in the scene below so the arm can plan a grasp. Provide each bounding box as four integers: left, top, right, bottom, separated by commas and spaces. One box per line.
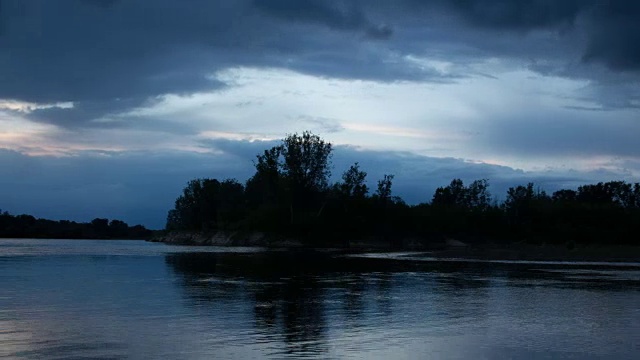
1, 0, 640, 229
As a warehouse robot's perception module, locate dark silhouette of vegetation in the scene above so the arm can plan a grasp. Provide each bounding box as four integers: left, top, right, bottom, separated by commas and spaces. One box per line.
165, 131, 640, 248
0, 212, 153, 239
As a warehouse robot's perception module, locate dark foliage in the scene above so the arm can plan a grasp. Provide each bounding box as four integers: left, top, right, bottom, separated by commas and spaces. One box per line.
165, 131, 640, 247
0, 212, 153, 240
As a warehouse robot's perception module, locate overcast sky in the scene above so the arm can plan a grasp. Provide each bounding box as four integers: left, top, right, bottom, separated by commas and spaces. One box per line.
1, 0, 640, 228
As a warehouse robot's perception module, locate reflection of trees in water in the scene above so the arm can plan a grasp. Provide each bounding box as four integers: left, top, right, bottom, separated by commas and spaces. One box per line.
429, 263, 493, 322
253, 283, 279, 330
250, 272, 397, 356
166, 252, 332, 356
165, 252, 404, 357
166, 253, 627, 355
165, 252, 247, 303
342, 275, 366, 322
283, 278, 327, 355
251, 276, 329, 356
373, 273, 394, 318
336, 273, 395, 324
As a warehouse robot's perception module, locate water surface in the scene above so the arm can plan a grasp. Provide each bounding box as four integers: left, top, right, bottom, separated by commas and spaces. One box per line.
1, 239, 639, 359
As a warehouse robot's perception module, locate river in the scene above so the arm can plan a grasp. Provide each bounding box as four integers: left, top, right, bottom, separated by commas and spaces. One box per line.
1, 239, 638, 359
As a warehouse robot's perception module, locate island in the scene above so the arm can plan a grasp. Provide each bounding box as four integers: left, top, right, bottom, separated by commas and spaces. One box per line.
152, 131, 640, 261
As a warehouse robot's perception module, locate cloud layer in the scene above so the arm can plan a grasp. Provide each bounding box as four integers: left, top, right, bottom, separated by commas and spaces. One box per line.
2, 0, 639, 126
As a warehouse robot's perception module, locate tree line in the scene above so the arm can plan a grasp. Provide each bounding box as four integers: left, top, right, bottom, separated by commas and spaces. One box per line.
0, 212, 153, 240
166, 131, 640, 247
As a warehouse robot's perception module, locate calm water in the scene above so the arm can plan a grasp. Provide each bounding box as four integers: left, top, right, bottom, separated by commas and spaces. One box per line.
1, 239, 639, 359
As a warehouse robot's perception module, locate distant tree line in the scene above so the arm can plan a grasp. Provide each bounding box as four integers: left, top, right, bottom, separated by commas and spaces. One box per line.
0, 212, 153, 240
166, 131, 640, 247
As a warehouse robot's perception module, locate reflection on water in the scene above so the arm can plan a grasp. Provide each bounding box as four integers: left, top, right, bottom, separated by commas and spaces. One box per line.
165, 251, 640, 359
1, 239, 639, 359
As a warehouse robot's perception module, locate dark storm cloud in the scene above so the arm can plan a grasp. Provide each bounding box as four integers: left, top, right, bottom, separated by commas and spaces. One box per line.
253, 0, 393, 39
436, 0, 640, 72
441, 0, 587, 30
0, 0, 404, 128
0, 4, 223, 103
81, 0, 119, 8
369, 0, 640, 82
28, 97, 156, 128
1, 0, 639, 129
0, 0, 239, 126
582, 1, 640, 71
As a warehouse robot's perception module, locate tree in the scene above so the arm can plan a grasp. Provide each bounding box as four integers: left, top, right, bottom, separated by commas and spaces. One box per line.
108, 219, 129, 238
248, 131, 333, 226
503, 183, 551, 240
178, 178, 216, 230
280, 131, 333, 195
432, 178, 491, 211
505, 183, 536, 214
246, 146, 283, 208
633, 183, 640, 208
576, 181, 634, 208
432, 179, 466, 208
376, 174, 394, 202
91, 218, 110, 234
336, 162, 368, 199
466, 179, 492, 211
577, 182, 614, 207
552, 189, 577, 203
215, 179, 246, 228
374, 174, 396, 246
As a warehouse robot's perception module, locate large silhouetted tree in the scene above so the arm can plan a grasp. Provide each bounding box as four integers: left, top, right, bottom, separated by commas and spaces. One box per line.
246, 131, 333, 227
280, 131, 332, 195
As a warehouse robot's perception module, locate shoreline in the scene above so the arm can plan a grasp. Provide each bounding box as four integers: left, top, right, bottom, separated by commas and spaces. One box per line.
150, 231, 640, 263
421, 244, 640, 263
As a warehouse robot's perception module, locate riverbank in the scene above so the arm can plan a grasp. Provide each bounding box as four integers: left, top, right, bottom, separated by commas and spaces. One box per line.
150, 231, 640, 262
148, 230, 431, 250
148, 230, 298, 247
